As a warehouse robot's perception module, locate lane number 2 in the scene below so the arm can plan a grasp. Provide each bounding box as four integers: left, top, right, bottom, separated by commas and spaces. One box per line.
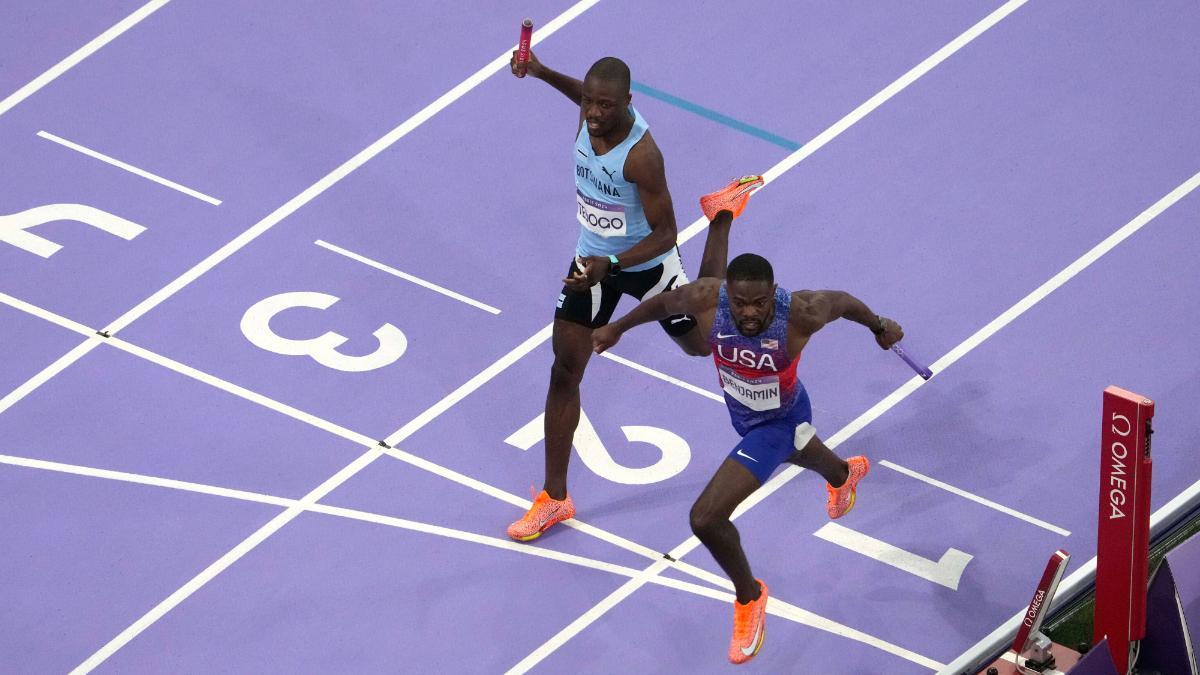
505, 409, 691, 485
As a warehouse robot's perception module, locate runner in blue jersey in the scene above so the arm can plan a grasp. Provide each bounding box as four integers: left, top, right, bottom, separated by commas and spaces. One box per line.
591, 192, 905, 663
505, 51, 748, 543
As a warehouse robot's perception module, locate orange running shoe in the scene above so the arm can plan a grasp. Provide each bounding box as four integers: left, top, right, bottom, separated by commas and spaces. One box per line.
826, 456, 870, 519
506, 490, 576, 542
728, 580, 769, 664
700, 175, 764, 221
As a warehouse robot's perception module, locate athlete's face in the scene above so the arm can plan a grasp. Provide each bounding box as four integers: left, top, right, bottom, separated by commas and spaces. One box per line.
728, 279, 776, 336
581, 77, 631, 137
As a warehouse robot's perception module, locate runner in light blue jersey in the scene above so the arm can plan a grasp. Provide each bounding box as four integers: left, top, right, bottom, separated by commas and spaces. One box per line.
506, 51, 733, 545
572, 104, 672, 271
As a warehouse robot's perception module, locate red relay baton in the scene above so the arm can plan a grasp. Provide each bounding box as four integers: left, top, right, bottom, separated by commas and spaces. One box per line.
515, 18, 533, 77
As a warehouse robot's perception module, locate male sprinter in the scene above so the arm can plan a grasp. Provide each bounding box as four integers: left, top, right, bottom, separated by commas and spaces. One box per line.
591, 224, 905, 663
505, 51, 755, 541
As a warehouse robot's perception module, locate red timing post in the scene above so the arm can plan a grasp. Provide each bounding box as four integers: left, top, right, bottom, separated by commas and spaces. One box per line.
1094, 385, 1154, 674
1011, 549, 1071, 656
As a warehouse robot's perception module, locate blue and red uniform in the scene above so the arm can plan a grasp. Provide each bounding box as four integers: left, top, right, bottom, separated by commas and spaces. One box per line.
709, 283, 816, 483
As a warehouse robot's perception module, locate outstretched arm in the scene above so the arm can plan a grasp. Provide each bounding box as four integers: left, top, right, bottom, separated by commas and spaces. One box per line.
790, 290, 904, 349
510, 49, 582, 105
593, 279, 719, 353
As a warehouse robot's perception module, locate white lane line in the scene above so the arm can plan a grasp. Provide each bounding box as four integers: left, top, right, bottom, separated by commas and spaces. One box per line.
0, 291, 675, 570
644, 568, 937, 671
600, 350, 725, 403
0, 452, 643, 579
0, 453, 295, 508
99, 0, 602, 336
383, 323, 553, 446
110, 336, 379, 447
314, 239, 499, 314
507, 560, 672, 675
37, 131, 221, 205
764, 595, 944, 671
116, 329, 674, 565
70, 445, 385, 675
880, 460, 1071, 536
0, 338, 102, 417
926, 169, 1200, 379
647, 570, 940, 672
677, 0, 1032, 243
0, 291, 94, 334
509, 556, 945, 673
944, 476, 1200, 674
648, 573, 944, 671
506, 163, 1200, 670
0, 0, 171, 117
0, 292, 103, 417
0, 450, 932, 669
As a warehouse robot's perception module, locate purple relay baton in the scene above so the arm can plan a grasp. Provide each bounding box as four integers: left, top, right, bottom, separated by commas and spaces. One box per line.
891, 342, 932, 380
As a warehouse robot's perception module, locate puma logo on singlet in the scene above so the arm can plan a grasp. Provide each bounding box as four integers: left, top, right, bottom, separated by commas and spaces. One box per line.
601, 166, 616, 181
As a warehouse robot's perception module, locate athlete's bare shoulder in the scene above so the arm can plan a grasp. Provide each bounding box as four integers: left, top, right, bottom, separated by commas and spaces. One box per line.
788, 290, 830, 336
689, 276, 722, 297
676, 277, 720, 313
623, 129, 664, 184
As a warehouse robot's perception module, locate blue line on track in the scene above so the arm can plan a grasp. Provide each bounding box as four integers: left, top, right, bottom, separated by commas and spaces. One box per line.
631, 80, 802, 151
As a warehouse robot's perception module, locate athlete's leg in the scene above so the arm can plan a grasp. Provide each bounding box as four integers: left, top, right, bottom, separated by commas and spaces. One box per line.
786, 433, 849, 487
506, 317, 592, 542
508, 261, 620, 542
777, 386, 846, 485
695, 174, 763, 279
543, 318, 593, 500
692, 396, 787, 664
690, 458, 763, 603
664, 210, 734, 355
696, 210, 734, 279
667, 323, 708, 356
787, 430, 870, 520
692, 452, 773, 664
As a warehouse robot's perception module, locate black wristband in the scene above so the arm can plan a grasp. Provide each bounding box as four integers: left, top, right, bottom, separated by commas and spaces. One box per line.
871, 315, 886, 336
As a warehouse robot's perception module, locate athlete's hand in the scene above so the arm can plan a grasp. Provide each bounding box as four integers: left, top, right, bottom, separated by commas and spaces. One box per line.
874, 317, 904, 349
564, 257, 597, 289
592, 324, 622, 354
563, 255, 610, 291
510, 49, 544, 79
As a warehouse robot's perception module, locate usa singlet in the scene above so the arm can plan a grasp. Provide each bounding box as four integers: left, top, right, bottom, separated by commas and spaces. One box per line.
710, 283, 816, 483
709, 284, 801, 434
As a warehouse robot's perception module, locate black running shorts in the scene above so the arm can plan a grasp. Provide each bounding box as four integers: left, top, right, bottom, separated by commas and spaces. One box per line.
555, 248, 698, 336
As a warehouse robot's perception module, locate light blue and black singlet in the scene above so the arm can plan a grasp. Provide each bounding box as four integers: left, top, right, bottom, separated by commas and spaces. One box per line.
573, 105, 671, 272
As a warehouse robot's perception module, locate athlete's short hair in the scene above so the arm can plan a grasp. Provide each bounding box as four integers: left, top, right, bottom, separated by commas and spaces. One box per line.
727, 253, 774, 285
585, 57, 631, 93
